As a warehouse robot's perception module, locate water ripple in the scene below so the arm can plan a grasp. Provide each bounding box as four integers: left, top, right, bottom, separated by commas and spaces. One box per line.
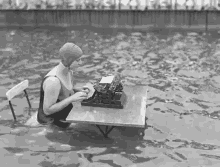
0, 28, 219, 166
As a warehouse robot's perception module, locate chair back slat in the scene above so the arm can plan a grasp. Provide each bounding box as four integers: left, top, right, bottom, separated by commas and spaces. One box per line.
6, 80, 29, 101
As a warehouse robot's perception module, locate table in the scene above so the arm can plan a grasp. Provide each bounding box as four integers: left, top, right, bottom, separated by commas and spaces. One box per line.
65, 86, 148, 138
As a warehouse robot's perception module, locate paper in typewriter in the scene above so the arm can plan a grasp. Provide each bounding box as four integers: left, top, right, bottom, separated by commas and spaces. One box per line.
99, 76, 114, 83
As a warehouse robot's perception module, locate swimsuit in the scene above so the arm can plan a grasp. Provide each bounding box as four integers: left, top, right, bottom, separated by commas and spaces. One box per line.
37, 75, 73, 126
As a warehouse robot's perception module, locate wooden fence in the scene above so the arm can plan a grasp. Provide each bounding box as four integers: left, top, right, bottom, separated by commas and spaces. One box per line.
0, 9, 220, 31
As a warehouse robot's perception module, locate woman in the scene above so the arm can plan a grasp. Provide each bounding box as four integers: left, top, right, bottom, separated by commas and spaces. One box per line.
37, 42, 91, 129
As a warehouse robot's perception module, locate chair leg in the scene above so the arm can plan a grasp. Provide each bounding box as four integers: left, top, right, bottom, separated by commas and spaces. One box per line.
9, 101, 16, 121
24, 90, 32, 108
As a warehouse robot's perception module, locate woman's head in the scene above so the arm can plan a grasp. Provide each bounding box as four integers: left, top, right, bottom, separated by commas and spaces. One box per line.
59, 43, 83, 68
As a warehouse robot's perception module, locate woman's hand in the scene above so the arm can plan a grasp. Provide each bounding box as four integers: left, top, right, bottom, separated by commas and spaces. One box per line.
81, 83, 95, 98
73, 83, 94, 97
70, 91, 88, 102
81, 86, 90, 94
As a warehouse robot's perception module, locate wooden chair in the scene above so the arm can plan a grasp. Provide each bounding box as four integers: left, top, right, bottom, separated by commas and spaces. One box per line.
5, 80, 32, 121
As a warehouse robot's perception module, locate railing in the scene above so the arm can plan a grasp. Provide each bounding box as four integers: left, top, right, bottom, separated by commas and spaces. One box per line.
0, 0, 220, 11
0, 9, 220, 31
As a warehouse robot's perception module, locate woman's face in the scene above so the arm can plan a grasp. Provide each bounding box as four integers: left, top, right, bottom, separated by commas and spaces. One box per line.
70, 57, 83, 69
62, 53, 82, 68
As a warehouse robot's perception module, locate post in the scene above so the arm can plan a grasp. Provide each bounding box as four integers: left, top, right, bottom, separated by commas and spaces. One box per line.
89, 10, 92, 26
9, 101, 16, 121
205, 10, 208, 32
145, 0, 148, 9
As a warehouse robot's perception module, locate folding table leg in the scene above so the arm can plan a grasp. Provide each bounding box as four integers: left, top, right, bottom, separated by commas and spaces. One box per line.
104, 126, 115, 137
96, 125, 106, 137
139, 128, 145, 137
95, 125, 115, 138
105, 126, 109, 133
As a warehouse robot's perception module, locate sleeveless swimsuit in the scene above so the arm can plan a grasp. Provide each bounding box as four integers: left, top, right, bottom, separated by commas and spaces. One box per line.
37, 75, 73, 125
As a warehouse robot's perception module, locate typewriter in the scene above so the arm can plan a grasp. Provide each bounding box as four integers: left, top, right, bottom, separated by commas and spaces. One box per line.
81, 74, 126, 109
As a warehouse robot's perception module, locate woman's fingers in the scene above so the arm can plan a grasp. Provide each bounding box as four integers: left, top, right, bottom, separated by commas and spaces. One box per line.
82, 86, 90, 90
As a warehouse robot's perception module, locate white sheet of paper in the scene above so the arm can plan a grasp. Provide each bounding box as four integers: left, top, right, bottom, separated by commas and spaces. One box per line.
99, 76, 114, 83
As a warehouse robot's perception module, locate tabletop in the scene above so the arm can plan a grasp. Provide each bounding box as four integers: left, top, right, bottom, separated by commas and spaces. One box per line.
66, 85, 148, 128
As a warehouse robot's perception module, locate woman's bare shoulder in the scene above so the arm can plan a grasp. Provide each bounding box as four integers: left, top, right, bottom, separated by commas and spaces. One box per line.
43, 76, 61, 90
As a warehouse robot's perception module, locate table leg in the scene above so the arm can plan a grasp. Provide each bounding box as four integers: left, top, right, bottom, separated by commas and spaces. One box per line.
105, 126, 109, 133
96, 125, 106, 137
105, 126, 115, 137
139, 128, 145, 137
95, 125, 115, 138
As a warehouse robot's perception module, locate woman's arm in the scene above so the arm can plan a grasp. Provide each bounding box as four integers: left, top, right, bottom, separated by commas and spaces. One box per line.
43, 77, 73, 115
73, 87, 82, 92
71, 70, 89, 93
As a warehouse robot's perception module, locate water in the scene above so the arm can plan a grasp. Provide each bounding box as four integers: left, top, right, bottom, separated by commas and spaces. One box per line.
0, 27, 220, 166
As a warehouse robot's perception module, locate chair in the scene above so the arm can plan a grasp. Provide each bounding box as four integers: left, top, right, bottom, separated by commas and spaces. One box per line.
5, 80, 32, 121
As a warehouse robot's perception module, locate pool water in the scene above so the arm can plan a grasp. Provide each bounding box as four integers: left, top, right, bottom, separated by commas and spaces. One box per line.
0, 27, 220, 166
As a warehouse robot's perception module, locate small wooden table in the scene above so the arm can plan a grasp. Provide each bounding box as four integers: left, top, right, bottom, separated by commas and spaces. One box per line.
65, 86, 148, 138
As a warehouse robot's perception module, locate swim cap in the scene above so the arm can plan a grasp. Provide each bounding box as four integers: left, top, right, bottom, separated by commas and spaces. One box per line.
59, 43, 83, 58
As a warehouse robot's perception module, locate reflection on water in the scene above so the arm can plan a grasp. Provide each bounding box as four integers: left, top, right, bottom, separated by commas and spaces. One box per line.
1, 28, 220, 166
